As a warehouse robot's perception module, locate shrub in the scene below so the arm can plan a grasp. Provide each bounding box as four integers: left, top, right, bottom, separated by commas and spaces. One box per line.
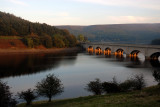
102, 82, 120, 94
133, 74, 146, 90
119, 79, 136, 92
119, 74, 146, 91
18, 89, 37, 106
85, 78, 103, 95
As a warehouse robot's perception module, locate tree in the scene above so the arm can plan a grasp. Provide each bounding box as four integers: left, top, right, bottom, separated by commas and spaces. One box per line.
0, 80, 17, 107
77, 34, 85, 42
18, 89, 37, 106
28, 33, 40, 47
52, 34, 65, 48
23, 36, 34, 48
85, 78, 103, 95
36, 74, 64, 102
44, 35, 53, 48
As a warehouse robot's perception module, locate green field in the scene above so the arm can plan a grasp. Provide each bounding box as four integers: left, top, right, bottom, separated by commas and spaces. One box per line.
18, 85, 160, 107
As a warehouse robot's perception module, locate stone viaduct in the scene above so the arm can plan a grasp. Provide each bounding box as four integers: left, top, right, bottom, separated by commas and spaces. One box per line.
82, 42, 160, 59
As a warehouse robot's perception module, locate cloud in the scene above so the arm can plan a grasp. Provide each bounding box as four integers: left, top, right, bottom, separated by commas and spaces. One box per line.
73, 0, 160, 10
22, 11, 81, 25
8, 0, 28, 6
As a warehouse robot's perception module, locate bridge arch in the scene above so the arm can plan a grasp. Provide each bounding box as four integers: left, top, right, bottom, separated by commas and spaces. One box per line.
130, 50, 140, 57
116, 48, 124, 54
87, 46, 94, 52
150, 52, 160, 60
131, 50, 140, 55
89, 46, 93, 49
129, 50, 145, 62
96, 46, 102, 50
95, 46, 103, 55
105, 47, 111, 51
104, 47, 111, 55
114, 48, 126, 58
150, 52, 160, 67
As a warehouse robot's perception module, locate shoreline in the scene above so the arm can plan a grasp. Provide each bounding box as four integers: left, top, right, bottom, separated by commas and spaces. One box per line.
17, 85, 160, 107
0, 47, 82, 55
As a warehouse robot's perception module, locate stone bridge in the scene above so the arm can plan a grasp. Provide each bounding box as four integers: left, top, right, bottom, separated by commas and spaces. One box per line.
82, 42, 160, 59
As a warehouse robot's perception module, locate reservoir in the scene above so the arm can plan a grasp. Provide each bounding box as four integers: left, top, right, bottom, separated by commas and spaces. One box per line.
0, 51, 159, 102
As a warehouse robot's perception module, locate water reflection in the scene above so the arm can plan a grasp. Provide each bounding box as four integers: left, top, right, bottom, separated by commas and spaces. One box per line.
150, 60, 160, 67
88, 51, 94, 55
87, 50, 160, 68
115, 54, 125, 61
152, 69, 160, 85
0, 52, 78, 78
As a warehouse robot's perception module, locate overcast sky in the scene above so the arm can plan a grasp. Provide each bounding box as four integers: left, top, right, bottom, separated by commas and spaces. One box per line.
0, 0, 160, 25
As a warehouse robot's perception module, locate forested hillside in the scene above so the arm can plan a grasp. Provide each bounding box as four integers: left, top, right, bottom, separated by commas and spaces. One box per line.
0, 11, 77, 48
57, 24, 160, 44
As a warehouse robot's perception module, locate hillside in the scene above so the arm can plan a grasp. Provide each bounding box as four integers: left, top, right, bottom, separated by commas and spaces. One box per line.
0, 11, 77, 48
56, 24, 160, 44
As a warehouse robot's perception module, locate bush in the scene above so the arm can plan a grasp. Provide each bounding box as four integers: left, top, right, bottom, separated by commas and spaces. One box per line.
102, 82, 120, 94
85, 78, 103, 95
119, 79, 136, 92
0, 80, 17, 107
36, 74, 64, 102
18, 89, 37, 106
119, 74, 146, 91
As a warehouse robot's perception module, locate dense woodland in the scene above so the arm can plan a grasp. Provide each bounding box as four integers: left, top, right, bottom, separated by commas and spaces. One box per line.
57, 24, 160, 44
0, 11, 77, 48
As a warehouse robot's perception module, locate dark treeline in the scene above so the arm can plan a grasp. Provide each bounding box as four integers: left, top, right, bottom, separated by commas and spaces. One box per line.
0, 11, 77, 48
151, 38, 160, 45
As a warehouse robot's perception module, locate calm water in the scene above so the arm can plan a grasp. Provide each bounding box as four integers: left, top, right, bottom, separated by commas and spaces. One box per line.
0, 51, 160, 102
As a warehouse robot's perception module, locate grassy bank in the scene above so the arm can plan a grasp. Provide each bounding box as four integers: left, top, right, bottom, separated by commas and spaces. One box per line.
18, 85, 160, 107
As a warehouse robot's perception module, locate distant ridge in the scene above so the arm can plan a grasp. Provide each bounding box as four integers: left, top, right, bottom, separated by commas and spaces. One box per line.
56, 23, 160, 44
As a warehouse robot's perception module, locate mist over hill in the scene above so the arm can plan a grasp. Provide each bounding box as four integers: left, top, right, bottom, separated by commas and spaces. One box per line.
56, 24, 160, 44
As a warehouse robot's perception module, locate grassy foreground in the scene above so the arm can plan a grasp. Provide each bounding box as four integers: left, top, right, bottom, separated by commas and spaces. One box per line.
18, 85, 160, 107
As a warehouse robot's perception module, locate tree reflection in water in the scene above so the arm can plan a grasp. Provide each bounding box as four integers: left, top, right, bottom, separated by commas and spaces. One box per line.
0, 52, 78, 78
152, 70, 160, 85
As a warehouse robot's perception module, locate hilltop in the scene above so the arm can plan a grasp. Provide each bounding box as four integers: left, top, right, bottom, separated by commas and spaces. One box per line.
0, 11, 77, 49
56, 24, 160, 44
